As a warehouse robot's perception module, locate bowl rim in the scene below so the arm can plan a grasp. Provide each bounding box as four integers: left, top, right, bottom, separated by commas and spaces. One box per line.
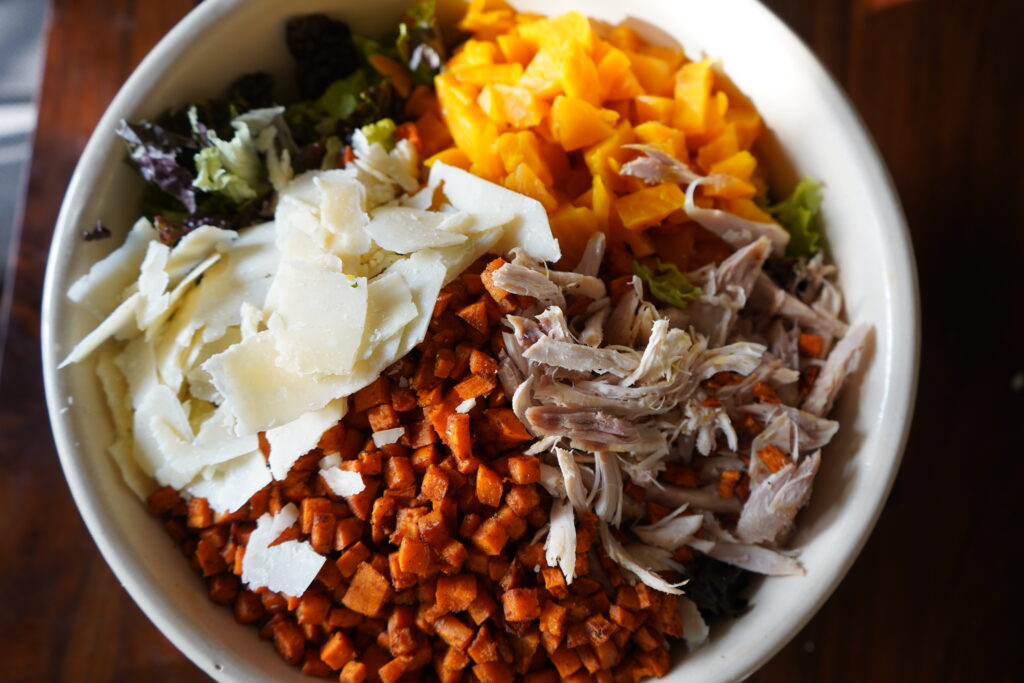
40, 0, 920, 680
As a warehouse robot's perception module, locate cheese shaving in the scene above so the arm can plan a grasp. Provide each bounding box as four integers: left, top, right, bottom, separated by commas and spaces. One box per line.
241, 504, 325, 597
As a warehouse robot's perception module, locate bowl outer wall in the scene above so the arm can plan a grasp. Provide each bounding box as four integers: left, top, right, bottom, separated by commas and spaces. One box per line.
40, 0, 919, 681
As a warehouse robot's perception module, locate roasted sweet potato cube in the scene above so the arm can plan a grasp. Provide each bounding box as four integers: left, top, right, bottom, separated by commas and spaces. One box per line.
540, 600, 568, 638
635, 646, 671, 677
481, 258, 513, 303
507, 456, 541, 484
445, 413, 473, 461
505, 484, 540, 516
495, 505, 527, 540
577, 645, 601, 674
650, 594, 684, 637
187, 498, 214, 529
469, 349, 498, 379
421, 464, 450, 502
339, 660, 367, 683
549, 647, 583, 679
388, 605, 418, 656
195, 539, 227, 577
368, 403, 401, 432
233, 590, 264, 625
436, 574, 478, 612
501, 588, 542, 622
345, 477, 379, 520
207, 574, 238, 605
309, 512, 336, 554
454, 373, 497, 401
354, 376, 391, 413
334, 517, 363, 551
523, 670, 560, 683
468, 590, 499, 625
468, 624, 500, 664
442, 646, 471, 671
433, 613, 475, 650
398, 537, 432, 574
585, 614, 617, 645
383, 456, 414, 490
484, 409, 533, 442
542, 567, 569, 599
593, 639, 620, 669
409, 421, 438, 450
471, 516, 509, 556
475, 663, 516, 683
439, 538, 468, 573
296, 590, 331, 626
271, 615, 306, 665
378, 657, 407, 683
328, 607, 362, 629
457, 299, 491, 335
418, 509, 451, 546
632, 625, 662, 652
475, 464, 504, 508
147, 485, 182, 516
320, 631, 356, 670
341, 562, 392, 617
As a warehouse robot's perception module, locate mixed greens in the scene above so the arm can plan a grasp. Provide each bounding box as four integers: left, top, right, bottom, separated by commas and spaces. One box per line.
115, 2, 446, 246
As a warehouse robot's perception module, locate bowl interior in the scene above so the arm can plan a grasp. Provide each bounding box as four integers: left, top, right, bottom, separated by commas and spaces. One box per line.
41, 0, 917, 681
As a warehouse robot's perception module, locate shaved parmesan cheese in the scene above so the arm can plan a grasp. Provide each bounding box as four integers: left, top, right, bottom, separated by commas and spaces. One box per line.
364, 206, 468, 253
59, 293, 140, 368
430, 162, 560, 262
203, 331, 348, 433
372, 427, 405, 447
242, 504, 325, 596
266, 260, 368, 375
131, 383, 194, 477
109, 438, 153, 499
266, 398, 347, 480
136, 241, 172, 327
455, 398, 476, 414
429, 227, 504, 285
361, 270, 417, 354
239, 302, 262, 340
144, 252, 222, 342
319, 453, 341, 469
315, 171, 372, 257
186, 450, 272, 514
320, 466, 365, 497
383, 250, 446, 357
68, 217, 156, 318
164, 225, 237, 284
679, 597, 710, 649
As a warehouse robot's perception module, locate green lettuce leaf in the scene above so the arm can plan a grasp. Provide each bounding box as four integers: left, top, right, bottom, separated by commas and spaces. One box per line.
768, 177, 824, 257
632, 259, 703, 310
397, 0, 446, 86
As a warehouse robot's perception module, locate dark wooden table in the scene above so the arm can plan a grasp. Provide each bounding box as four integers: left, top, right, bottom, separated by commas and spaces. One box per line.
1, 0, 1020, 680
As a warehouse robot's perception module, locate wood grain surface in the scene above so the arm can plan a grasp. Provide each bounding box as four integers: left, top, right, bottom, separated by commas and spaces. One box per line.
0, 0, 1020, 681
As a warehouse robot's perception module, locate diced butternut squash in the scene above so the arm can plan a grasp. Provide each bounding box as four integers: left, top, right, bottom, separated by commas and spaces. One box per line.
720, 197, 776, 223
517, 47, 565, 99
614, 183, 685, 232
496, 130, 553, 185
625, 50, 674, 96
550, 205, 602, 268
454, 62, 525, 87
583, 121, 635, 192
725, 105, 764, 149
425, 147, 472, 170
558, 42, 600, 105
497, 34, 537, 66
633, 121, 687, 161
504, 163, 558, 212
448, 39, 502, 70
597, 48, 644, 102
550, 96, 618, 151
516, 11, 596, 54
696, 124, 740, 174
459, 0, 516, 40
633, 95, 675, 125
479, 84, 549, 128
673, 57, 714, 135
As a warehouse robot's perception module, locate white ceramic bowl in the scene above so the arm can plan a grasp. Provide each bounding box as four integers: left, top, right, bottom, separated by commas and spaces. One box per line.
41, 0, 918, 680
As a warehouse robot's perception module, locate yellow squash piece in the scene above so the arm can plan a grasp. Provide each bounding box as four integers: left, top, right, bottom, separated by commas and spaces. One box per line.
505, 163, 558, 212
496, 130, 554, 186
551, 96, 619, 151
614, 183, 685, 232
673, 58, 714, 136
478, 84, 549, 128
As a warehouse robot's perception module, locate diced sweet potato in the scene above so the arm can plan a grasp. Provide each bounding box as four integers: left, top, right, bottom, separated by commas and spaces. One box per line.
457, 300, 491, 335
471, 516, 509, 556
296, 590, 331, 626
501, 588, 542, 622
339, 660, 367, 683
421, 464, 450, 502
271, 615, 306, 665
398, 537, 432, 574
507, 456, 541, 484
540, 600, 568, 638
454, 373, 497, 401
549, 647, 583, 678
475, 464, 504, 508
320, 631, 356, 670
436, 574, 478, 612
341, 562, 392, 617
385, 456, 416, 489
187, 498, 213, 529
505, 484, 540, 516
475, 659, 516, 679
468, 590, 500, 625
378, 657, 407, 683
468, 624, 500, 664
354, 376, 391, 413
484, 409, 533, 442
433, 613, 475, 650
445, 413, 473, 461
